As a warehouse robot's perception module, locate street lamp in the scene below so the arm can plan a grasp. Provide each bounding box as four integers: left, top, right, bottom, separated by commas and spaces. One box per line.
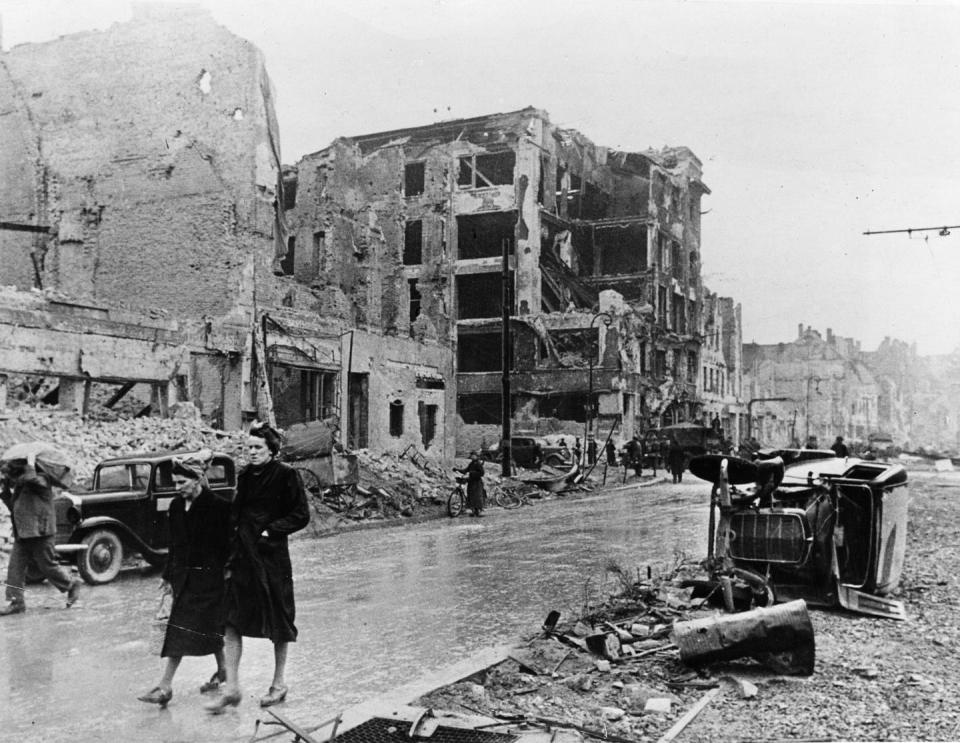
585, 312, 613, 463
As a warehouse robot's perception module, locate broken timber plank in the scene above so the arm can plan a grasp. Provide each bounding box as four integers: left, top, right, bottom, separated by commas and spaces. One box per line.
104, 381, 136, 408
264, 709, 322, 743
655, 687, 721, 743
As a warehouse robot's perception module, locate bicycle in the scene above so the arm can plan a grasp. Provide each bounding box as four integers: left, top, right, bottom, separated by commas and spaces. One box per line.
447, 477, 536, 516
446, 477, 470, 517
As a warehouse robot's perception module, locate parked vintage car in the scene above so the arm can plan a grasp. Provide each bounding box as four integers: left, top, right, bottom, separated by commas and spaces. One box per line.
481, 436, 574, 469
52, 450, 236, 584
688, 452, 909, 619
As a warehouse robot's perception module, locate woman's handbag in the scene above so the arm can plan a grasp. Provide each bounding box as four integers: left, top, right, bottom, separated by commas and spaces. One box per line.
148, 591, 171, 656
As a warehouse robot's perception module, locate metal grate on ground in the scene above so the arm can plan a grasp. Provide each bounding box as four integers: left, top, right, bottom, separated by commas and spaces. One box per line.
335, 717, 517, 743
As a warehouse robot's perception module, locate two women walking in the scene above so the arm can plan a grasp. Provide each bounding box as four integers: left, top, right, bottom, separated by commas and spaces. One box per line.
140, 422, 310, 713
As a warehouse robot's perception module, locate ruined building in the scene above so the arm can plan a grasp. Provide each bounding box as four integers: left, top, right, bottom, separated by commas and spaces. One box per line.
0, 9, 746, 458
285, 108, 738, 450
699, 291, 745, 442
0, 6, 453, 457
744, 326, 885, 448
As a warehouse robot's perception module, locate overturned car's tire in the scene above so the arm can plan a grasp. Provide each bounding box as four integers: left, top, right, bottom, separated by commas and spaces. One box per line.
77, 528, 124, 585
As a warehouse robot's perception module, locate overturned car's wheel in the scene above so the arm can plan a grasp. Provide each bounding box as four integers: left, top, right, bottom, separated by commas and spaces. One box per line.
77, 529, 124, 585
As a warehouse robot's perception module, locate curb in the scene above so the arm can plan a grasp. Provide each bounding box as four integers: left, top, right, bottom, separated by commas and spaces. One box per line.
301, 476, 674, 541
333, 643, 516, 733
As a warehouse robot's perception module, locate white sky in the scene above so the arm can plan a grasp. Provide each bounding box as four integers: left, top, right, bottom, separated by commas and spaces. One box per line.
3, 0, 959, 355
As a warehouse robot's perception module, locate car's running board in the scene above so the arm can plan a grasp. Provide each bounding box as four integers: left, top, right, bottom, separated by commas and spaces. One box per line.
837, 584, 906, 620
54, 544, 89, 553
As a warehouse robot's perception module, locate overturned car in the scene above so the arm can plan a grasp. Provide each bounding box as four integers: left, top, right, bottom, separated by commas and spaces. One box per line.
688, 453, 909, 619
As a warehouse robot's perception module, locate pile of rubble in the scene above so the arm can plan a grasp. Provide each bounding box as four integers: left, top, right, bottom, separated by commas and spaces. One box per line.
0, 406, 470, 542
0, 404, 249, 486
417, 560, 806, 742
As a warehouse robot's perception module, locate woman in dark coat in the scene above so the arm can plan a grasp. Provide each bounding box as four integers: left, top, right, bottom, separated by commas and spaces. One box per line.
138, 451, 230, 707
456, 451, 485, 517
206, 423, 310, 713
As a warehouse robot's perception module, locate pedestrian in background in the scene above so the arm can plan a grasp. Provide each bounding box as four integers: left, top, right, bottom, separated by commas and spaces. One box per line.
831, 436, 849, 458
668, 440, 686, 483
587, 438, 598, 466
604, 439, 617, 466
0, 454, 81, 616
138, 450, 230, 707
206, 422, 311, 713
455, 451, 486, 517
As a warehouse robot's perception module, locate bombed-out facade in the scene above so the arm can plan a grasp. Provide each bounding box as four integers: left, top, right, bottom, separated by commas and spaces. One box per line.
0, 6, 454, 458
0, 9, 746, 458
286, 108, 733, 450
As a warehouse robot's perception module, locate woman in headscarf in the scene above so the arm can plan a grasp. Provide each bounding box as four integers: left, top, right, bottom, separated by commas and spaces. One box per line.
206, 422, 310, 713
138, 450, 230, 707
455, 451, 486, 517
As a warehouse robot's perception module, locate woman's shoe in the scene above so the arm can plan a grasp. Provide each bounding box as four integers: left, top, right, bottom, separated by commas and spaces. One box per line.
199, 670, 226, 693
204, 690, 242, 714
259, 684, 288, 708
137, 686, 173, 707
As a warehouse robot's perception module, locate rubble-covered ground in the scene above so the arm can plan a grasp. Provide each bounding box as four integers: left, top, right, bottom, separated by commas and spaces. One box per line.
419, 470, 960, 742
0, 407, 593, 556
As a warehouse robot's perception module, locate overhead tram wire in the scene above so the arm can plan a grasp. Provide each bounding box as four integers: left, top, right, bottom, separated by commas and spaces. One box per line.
863, 225, 958, 237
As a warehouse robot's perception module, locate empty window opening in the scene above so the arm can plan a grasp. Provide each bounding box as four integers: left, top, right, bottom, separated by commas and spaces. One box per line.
657, 285, 668, 326
640, 341, 648, 375
458, 331, 502, 372
389, 400, 404, 437
283, 175, 297, 210
673, 292, 686, 333
458, 393, 502, 425
419, 401, 438, 448
348, 373, 369, 449
457, 150, 515, 188
280, 236, 296, 276
456, 211, 515, 259
552, 329, 600, 367
595, 223, 647, 274
408, 279, 421, 328
404, 220, 423, 265
671, 240, 683, 278
539, 392, 588, 424
567, 178, 610, 220
658, 233, 669, 268
654, 350, 667, 378
457, 273, 513, 319
687, 352, 697, 382
405, 162, 425, 197
271, 366, 337, 428
415, 376, 445, 389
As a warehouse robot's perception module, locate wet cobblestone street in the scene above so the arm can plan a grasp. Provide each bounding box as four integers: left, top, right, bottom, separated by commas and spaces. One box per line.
0, 480, 708, 742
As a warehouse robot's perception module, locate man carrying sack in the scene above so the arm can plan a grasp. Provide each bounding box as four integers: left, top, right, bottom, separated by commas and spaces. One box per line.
0, 451, 81, 615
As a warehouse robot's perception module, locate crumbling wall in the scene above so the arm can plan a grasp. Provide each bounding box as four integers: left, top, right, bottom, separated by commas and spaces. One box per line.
0, 6, 274, 321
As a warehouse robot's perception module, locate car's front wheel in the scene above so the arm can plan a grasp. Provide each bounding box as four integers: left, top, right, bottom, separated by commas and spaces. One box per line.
77, 529, 124, 584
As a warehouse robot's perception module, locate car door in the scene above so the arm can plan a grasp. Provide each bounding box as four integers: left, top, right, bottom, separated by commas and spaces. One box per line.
150, 461, 177, 550
90, 463, 149, 537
